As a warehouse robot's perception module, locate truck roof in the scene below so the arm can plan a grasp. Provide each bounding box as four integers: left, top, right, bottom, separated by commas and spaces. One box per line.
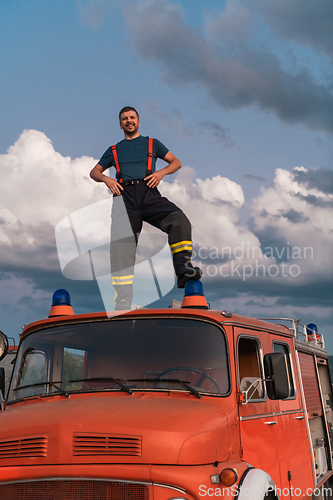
20, 307, 292, 339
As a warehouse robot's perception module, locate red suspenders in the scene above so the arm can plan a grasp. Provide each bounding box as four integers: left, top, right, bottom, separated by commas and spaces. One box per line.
111, 144, 123, 184
111, 138, 153, 183
147, 137, 153, 177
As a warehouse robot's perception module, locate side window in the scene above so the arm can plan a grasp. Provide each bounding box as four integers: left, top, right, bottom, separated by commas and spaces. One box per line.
238, 337, 265, 401
18, 349, 47, 387
273, 342, 295, 399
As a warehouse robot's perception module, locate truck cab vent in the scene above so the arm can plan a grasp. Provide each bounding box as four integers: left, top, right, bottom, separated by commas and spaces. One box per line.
0, 436, 47, 458
73, 433, 142, 456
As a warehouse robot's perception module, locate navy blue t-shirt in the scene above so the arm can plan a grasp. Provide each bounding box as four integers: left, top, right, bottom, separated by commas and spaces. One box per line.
98, 135, 169, 182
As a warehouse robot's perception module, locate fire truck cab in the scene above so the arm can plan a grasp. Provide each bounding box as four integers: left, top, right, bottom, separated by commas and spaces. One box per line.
0, 283, 332, 500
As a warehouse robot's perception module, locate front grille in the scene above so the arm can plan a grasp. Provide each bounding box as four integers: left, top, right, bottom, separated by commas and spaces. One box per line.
73, 433, 142, 456
0, 480, 149, 500
0, 436, 47, 459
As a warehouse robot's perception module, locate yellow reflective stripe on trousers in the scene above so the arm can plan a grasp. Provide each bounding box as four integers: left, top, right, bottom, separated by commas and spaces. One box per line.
112, 275, 134, 285
171, 245, 193, 255
170, 240, 192, 249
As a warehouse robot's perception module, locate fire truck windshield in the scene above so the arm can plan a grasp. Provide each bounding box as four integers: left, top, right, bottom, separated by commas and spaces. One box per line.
8, 318, 229, 401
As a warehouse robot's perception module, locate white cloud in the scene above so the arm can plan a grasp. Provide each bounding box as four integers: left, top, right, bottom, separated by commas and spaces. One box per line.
0, 129, 107, 248
251, 166, 333, 274
159, 167, 258, 250
1, 130, 332, 311
196, 175, 244, 206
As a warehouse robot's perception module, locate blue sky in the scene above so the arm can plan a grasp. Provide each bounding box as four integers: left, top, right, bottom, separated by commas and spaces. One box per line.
1, 0, 333, 350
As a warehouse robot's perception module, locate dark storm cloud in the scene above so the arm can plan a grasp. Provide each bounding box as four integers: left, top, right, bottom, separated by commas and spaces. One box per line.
255, 0, 333, 56
0, 222, 59, 276
294, 167, 333, 195
206, 273, 333, 309
0, 222, 104, 316
246, 222, 291, 262
279, 208, 309, 224
295, 193, 333, 209
123, 0, 333, 133
274, 280, 333, 307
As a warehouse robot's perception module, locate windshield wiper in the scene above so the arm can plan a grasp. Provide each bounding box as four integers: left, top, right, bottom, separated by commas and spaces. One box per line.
68, 377, 133, 395
128, 378, 201, 399
13, 381, 69, 398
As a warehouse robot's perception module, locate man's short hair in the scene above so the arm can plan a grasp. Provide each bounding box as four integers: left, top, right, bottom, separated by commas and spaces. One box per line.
119, 106, 139, 121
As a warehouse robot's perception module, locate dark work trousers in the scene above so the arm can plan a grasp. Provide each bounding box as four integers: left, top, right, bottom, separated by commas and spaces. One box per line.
110, 181, 192, 306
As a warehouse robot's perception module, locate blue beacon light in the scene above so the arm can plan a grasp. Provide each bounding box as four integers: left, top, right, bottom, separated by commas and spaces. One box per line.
182, 280, 208, 309
306, 323, 318, 335
306, 323, 320, 341
49, 289, 74, 317
52, 289, 71, 306
306, 323, 322, 344
184, 279, 204, 296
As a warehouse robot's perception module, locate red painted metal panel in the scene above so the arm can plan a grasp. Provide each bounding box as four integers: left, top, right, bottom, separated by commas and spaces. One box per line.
298, 352, 322, 418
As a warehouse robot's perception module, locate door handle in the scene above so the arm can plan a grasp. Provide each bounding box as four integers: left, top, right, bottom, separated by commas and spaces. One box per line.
264, 421, 277, 425
295, 416, 304, 420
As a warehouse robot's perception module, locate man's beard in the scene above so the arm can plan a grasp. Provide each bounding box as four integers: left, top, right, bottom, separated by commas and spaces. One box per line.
125, 125, 139, 137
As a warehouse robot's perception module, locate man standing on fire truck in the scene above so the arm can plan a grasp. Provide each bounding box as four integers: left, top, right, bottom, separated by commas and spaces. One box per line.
90, 106, 201, 310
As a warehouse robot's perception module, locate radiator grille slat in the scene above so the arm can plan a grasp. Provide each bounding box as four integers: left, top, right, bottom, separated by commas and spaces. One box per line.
0, 480, 149, 500
73, 433, 142, 457
0, 436, 47, 458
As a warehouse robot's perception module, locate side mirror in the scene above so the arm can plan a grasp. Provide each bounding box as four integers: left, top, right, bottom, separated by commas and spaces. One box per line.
0, 331, 9, 361
264, 352, 290, 400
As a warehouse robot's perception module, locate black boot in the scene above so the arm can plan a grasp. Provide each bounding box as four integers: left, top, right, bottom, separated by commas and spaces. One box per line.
177, 266, 202, 288
115, 299, 132, 311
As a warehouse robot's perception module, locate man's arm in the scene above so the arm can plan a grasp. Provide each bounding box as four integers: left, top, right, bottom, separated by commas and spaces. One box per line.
145, 152, 181, 188
90, 163, 124, 195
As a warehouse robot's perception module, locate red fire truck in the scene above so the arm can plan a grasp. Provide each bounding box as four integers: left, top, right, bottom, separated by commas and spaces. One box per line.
0, 282, 332, 500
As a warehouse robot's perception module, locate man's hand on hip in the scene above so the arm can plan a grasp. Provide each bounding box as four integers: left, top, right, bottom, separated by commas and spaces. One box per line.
145, 170, 165, 188
104, 177, 124, 195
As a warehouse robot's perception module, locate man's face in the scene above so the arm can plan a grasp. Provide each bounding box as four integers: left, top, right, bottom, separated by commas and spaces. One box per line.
119, 111, 140, 136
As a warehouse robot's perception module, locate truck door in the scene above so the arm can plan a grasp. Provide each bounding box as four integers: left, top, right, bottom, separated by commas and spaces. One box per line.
235, 329, 281, 487
270, 337, 314, 494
